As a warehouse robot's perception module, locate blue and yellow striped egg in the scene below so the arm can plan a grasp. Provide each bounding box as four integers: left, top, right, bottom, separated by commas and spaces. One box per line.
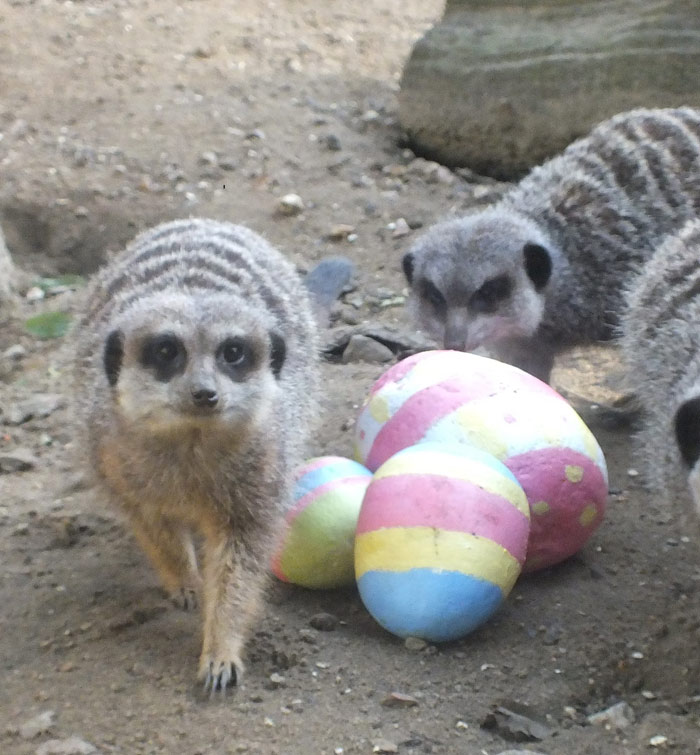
272, 456, 372, 589
355, 443, 530, 642
354, 350, 608, 571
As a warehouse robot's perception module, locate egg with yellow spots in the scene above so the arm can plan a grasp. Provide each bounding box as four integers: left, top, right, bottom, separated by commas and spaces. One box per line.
354, 350, 608, 571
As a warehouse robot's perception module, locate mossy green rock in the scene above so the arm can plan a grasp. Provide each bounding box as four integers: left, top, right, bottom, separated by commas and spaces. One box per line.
399, 0, 700, 179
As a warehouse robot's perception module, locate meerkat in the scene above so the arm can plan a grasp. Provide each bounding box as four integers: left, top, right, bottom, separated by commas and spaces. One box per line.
73, 218, 329, 693
403, 107, 700, 382
621, 219, 700, 514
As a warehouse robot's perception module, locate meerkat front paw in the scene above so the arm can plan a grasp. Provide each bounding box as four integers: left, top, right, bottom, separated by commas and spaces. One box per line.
198, 651, 244, 696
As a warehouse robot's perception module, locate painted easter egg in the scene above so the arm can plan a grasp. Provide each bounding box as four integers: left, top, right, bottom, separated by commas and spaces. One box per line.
354, 350, 608, 571
355, 443, 530, 642
272, 456, 372, 589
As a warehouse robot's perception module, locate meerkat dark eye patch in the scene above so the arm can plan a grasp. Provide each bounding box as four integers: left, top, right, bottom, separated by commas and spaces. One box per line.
470, 274, 512, 314
269, 331, 286, 378
420, 279, 446, 313
140, 333, 187, 382
216, 336, 257, 380
402, 252, 415, 284
104, 330, 124, 387
675, 397, 700, 468
523, 243, 552, 291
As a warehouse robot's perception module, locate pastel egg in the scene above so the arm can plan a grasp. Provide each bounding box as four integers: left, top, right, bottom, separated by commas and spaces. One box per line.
355, 443, 530, 642
354, 350, 608, 571
272, 456, 372, 589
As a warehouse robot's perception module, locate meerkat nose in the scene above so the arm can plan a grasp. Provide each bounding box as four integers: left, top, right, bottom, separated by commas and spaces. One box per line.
444, 309, 469, 351
191, 387, 219, 408
444, 338, 467, 351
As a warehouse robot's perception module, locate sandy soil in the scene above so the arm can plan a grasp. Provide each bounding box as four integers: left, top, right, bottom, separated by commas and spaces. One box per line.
2, 2, 700, 754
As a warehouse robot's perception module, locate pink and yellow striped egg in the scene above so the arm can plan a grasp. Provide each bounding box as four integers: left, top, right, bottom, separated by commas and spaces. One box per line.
354, 350, 608, 571
355, 443, 530, 641
272, 456, 372, 589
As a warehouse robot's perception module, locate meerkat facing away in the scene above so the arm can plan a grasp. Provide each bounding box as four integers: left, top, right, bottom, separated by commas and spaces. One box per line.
403, 107, 700, 382
73, 218, 327, 693
621, 219, 700, 514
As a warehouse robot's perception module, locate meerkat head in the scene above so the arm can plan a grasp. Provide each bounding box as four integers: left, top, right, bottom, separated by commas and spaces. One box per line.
98, 292, 285, 441
675, 394, 700, 517
402, 210, 554, 352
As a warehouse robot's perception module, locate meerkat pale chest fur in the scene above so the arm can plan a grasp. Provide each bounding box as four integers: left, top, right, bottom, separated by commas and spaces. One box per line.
403, 107, 700, 382
73, 218, 318, 692
621, 219, 700, 516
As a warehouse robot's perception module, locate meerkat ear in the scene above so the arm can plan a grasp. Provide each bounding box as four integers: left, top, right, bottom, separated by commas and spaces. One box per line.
402, 252, 415, 284
104, 330, 124, 387
269, 330, 286, 378
523, 243, 552, 291
675, 396, 700, 467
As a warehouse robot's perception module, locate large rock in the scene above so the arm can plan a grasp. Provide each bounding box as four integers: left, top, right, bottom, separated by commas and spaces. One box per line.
399, 0, 700, 179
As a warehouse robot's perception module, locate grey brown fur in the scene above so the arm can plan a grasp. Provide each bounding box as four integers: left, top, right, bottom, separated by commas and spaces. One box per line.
403, 107, 700, 382
73, 218, 318, 691
621, 219, 700, 514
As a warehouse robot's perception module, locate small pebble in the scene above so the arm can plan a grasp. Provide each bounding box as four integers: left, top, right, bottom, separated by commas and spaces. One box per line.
5, 393, 64, 425
309, 612, 338, 632
404, 637, 427, 652
341, 335, 393, 364
649, 735, 668, 747
298, 628, 317, 644
391, 217, 411, 239
276, 193, 305, 216
327, 224, 356, 241
381, 692, 419, 708
3, 344, 27, 360
198, 150, 218, 166
25, 286, 45, 301
587, 701, 635, 729
0, 448, 39, 473
35, 737, 97, 755
324, 134, 342, 151
19, 710, 55, 739
372, 739, 398, 754
472, 185, 493, 199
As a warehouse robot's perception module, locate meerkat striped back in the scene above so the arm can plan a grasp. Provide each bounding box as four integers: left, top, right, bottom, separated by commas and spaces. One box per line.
507, 107, 700, 264
79, 218, 314, 351
621, 219, 700, 507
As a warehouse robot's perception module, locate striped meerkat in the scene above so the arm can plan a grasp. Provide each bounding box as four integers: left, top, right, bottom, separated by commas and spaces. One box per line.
621, 219, 700, 513
73, 218, 321, 693
402, 107, 700, 382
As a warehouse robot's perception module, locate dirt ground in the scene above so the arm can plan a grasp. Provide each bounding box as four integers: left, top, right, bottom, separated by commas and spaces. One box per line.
2, 2, 700, 754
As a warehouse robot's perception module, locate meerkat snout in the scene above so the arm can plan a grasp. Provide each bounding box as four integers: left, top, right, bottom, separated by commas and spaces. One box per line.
191, 386, 218, 408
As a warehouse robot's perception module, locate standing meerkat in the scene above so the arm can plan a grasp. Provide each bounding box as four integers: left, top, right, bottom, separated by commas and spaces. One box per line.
73, 218, 322, 693
621, 219, 700, 514
402, 107, 700, 382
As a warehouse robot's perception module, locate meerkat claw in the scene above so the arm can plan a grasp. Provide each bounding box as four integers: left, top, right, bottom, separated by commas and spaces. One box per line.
203, 661, 237, 697
171, 586, 198, 611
